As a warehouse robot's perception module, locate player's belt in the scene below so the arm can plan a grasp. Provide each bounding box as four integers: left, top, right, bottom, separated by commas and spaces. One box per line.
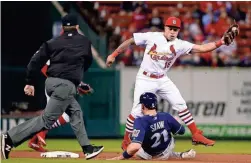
143, 71, 164, 79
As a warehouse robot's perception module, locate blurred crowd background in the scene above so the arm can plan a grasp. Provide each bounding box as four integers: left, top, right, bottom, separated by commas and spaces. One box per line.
70, 1, 251, 68
1, 1, 251, 114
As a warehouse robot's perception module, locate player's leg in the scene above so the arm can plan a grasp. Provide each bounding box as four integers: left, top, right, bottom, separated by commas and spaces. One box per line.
29, 89, 51, 149
157, 137, 175, 160
136, 148, 152, 160
29, 87, 68, 151
122, 77, 158, 150
7, 95, 68, 147
65, 98, 103, 159
37, 112, 70, 146
34, 90, 50, 147
34, 88, 70, 147
160, 138, 196, 159
29, 112, 70, 152
2, 78, 74, 159
158, 77, 215, 146
122, 114, 135, 150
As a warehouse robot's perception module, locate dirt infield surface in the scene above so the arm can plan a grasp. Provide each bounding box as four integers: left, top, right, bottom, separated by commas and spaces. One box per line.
9, 151, 251, 163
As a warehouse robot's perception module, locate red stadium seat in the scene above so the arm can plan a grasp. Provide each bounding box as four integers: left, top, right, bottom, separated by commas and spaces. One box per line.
110, 15, 133, 28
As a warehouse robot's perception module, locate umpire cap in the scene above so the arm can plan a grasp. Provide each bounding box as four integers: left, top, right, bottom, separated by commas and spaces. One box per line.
62, 14, 78, 26
139, 92, 157, 110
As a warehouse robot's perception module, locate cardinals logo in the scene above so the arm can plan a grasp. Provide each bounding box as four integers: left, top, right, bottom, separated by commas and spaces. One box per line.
148, 43, 157, 55
147, 44, 177, 61
170, 45, 177, 56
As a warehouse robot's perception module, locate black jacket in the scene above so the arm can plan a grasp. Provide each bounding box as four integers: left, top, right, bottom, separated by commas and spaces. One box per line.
26, 29, 93, 86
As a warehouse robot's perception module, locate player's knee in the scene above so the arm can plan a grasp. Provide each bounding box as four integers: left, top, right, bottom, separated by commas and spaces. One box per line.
136, 148, 152, 160
71, 110, 83, 119
172, 103, 187, 112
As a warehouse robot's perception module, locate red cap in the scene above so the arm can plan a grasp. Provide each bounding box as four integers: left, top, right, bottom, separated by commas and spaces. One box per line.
165, 17, 181, 28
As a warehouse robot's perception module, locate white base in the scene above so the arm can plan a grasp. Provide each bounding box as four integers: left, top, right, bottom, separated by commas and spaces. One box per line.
41, 151, 79, 158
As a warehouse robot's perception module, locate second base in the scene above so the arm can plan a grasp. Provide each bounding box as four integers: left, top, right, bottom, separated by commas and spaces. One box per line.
41, 151, 80, 158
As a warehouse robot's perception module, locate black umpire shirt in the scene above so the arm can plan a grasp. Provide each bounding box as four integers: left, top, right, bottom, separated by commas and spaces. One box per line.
26, 29, 93, 86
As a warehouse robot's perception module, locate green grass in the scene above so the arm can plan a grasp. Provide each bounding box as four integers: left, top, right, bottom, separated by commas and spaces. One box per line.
2, 139, 251, 163
13, 139, 251, 154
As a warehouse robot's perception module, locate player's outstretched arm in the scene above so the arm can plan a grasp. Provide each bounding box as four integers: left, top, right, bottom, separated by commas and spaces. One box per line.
191, 40, 224, 53
108, 118, 145, 160
107, 143, 141, 160
106, 38, 135, 67
191, 22, 239, 53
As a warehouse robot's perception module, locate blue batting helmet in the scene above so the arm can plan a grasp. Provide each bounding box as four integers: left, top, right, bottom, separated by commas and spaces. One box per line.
139, 92, 157, 109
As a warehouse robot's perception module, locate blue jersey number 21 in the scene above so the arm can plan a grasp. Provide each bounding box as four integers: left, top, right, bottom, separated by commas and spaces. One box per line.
151, 129, 168, 148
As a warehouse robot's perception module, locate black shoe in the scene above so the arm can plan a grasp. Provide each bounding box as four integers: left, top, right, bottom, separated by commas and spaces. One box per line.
1, 134, 13, 159
84, 145, 104, 160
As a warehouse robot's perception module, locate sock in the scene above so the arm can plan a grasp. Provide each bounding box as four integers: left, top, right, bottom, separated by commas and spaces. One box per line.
124, 114, 135, 140
178, 109, 197, 134
51, 113, 69, 128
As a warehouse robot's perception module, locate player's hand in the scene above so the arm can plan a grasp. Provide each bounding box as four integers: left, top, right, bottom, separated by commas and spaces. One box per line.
106, 54, 115, 67
106, 155, 125, 160
24, 85, 35, 96
77, 82, 94, 96
222, 20, 239, 46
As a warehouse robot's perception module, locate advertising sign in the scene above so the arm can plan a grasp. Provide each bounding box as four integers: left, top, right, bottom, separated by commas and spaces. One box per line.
120, 68, 251, 137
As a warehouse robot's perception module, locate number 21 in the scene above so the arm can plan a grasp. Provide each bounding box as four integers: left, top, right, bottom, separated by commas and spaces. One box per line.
151, 129, 168, 148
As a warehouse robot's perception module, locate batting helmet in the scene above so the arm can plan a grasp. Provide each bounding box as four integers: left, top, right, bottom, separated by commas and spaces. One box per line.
139, 92, 157, 110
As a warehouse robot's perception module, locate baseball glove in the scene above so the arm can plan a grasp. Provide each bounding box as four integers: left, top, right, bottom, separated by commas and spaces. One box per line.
77, 82, 94, 96
223, 22, 239, 46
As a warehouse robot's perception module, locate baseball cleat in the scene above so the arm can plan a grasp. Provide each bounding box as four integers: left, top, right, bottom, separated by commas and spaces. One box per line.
1, 134, 12, 159
28, 142, 48, 152
181, 149, 196, 159
85, 146, 104, 160
37, 130, 47, 147
37, 135, 46, 147
28, 135, 38, 145
192, 131, 215, 146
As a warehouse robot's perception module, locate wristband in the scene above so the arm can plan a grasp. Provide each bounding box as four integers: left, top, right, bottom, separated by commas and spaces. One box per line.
122, 151, 133, 159
215, 40, 223, 48
111, 50, 120, 58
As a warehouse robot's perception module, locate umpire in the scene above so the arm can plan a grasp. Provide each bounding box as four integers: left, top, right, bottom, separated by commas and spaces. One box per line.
1, 14, 104, 160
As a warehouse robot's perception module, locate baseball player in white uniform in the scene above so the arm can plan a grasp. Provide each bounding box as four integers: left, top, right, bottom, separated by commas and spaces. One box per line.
106, 16, 239, 150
